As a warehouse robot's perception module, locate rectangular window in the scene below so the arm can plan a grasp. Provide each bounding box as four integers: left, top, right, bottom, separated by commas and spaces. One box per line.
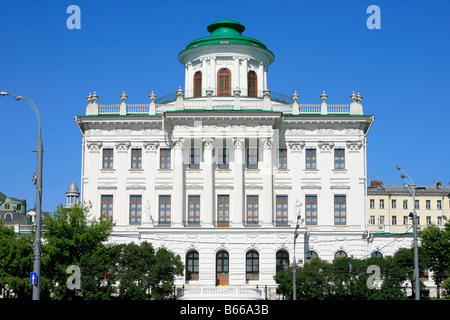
160, 149, 171, 169
426, 200, 431, 209
305, 195, 317, 225
369, 199, 375, 209
334, 149, 345, 169
246, 196, 259, 225
188, 195, 200, 225
129, 195, 142, 225
189, 148, 200, 169
403, 215, 409, 225
305, 149, 316, 169
247, 148, 258, 169
103, 149, 114, 169
5, 204, 10, 210
437, 200, 442, 210
438, 216, 443, 225
403, 200, 408, 209
379, 199, 385, 209
101, 195, 113, 222
392, 215, 397, 225
218, 148, 229, 169
415, 200, 420, 209
369, 215, 375, 225
334, 196, 346, 225
392, 199, 397, 209
131, 148, 142, 169
276, 196, 288, 226
277, 148, 287, 169
159, 195, 171, 225
379, 215, 385, 225
217, 195, 230, 227
426, 216, 432, 225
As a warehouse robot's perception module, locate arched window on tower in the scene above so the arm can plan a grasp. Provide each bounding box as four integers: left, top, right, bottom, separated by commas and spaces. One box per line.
217, 68, 231, 96
248, 70, 257, 97
194, 71, 202, 97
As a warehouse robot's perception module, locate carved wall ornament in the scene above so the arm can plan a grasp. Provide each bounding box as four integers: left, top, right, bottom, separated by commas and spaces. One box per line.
346, 141, 363, 152
115, 141, 131, 152
287, 141, 305, 152
318, 141, 334, 151
144, 142, 159, 152
86, 141, 102, 151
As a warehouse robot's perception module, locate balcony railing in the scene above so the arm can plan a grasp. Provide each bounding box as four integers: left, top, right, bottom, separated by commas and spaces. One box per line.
176, 286, 263, 300
87, 89, 362, 116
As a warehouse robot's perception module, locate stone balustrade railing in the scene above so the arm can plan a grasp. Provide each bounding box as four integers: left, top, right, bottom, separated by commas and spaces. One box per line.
86, 90, 363, 116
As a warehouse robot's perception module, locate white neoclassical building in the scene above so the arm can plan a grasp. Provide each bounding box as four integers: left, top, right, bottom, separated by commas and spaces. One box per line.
75, 20, 385, 299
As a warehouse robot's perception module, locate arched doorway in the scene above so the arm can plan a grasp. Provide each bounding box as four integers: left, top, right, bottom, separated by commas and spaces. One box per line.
216, 250, 229, 286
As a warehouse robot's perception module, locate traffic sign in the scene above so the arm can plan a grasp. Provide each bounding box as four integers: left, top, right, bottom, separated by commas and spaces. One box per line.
30, 272, 37, 285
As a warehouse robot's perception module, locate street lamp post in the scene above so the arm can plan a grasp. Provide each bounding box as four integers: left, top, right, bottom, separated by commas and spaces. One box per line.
1, 92, 43, 300
293, 202, 302, 300
396, 165, 420, 300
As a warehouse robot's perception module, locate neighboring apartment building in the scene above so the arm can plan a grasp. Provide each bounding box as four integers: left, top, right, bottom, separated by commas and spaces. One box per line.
75, 20, 379, 299
367, 180, 450, 234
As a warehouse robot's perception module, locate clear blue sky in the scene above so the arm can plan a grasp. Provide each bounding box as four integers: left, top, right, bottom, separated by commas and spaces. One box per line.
1, 0, 449, 213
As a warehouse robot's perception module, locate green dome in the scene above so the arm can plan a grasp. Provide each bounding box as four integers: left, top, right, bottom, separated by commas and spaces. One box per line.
178, 20, 274, 64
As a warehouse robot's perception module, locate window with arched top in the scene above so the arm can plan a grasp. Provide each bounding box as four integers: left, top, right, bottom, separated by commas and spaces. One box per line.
334, 250, 347, 259
246, 250, 259, 281
371, 251, 383, 258
193, 71, 202, 97
276, 250, 289, 273
186, 250, 199, 281
217, 68, 231, 96
306, 251, 318, 262
248, 70, 257, 97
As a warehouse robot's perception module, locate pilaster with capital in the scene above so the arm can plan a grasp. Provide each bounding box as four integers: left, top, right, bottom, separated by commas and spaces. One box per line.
288, 141, 305, 225
233, 138, 245, 226
173, 138, 185, 227
143, 142, 159, 225
202, 138, 215, 227
262, 138, 273, 226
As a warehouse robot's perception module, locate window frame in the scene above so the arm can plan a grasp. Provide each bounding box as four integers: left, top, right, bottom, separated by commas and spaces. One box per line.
217, 68, 231, 96
186, 251, 199, 281
158, 195, 171, 225
276, 250, 289, 272
131, 148, 142, 169
277, 148, 287, 169
189, 147, 200, 169
101, 195, 113, 222
160, 148, 171, 169
217, 195, 230, 227
305, 195, 317, 225
305, 148, 317, 169
246, 250, 259, 281
188, 195, 201, 225
218, 148, 229, 169
334, 148, 345, 169
103, 148, 114, 169
276, 195, 288, 226
334, 195, 347, 225
193, 71, 202, 97
247, 148, 258, 169
129, 195, 142, 225
247, 70, 257, 97
246, 195, 259, 225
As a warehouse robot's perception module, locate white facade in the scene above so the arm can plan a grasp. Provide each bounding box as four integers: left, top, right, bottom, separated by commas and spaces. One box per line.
74, 20, 402, 299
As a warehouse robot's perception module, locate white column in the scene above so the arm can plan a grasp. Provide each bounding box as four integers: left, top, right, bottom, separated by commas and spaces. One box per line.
233, 57, 240, 91
257, 61, 264, 96
202, 138, 215, 227
85, 141, 101, 219
115, 142, 130, 226
184, 63, 189, 97
201, 58, 208, 97
173, 139, 185, 227
233, 138, 244, 226
143, 142, 158, 225
242, 58, 249, 96
262, 138, 273, 226
288, 142, 304, 224
209, 58, 216, 94
263, 64, 268, 90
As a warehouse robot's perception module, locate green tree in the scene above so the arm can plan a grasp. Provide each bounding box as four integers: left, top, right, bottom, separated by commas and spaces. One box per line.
420, 221, 450, 298
0, 220, 34, 298
41, 203, 113, 299
114, 242, 183, 300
